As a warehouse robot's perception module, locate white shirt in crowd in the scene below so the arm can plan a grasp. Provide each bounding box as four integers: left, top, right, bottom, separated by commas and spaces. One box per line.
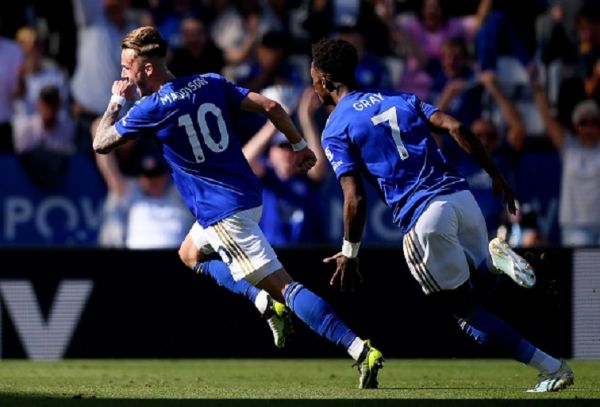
559, 135, 600, 228
99, 179, 194, 249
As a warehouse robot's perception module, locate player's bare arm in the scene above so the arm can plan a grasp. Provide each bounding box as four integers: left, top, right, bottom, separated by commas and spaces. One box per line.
241, 92, 303, 143
241, 92, 316, 173
93, 103, 127, 154
340, 173, 367, 244
93, 80, 135, 154
324, 172, 366, 292
429, 110, 517, 214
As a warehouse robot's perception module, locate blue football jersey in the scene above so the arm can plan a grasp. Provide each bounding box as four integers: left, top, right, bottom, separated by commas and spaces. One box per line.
115, 73, 262, 227
322, 90, 469, 234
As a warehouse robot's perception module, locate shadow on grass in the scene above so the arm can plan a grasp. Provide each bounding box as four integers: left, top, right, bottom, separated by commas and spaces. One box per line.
1, 396, 598, 407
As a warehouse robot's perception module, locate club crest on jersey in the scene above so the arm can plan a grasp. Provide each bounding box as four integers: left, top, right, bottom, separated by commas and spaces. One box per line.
352, 92, 384, 111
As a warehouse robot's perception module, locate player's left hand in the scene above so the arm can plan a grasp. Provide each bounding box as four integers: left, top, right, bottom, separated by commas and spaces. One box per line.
294, 147, 317, 174
323, 252, 363, 292
492, 175, 517, 215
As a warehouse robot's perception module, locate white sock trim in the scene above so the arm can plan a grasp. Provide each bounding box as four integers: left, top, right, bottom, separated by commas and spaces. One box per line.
528, 349, 562, 373
254, 290, 269, 315
347, 337, 365, 361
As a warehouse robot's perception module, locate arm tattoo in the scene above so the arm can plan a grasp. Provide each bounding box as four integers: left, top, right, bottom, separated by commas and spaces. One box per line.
93, 102, 128, 154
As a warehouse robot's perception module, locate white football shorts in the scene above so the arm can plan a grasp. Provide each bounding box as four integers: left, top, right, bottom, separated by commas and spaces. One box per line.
188, 206, 283, 285
402, 190, 489, 295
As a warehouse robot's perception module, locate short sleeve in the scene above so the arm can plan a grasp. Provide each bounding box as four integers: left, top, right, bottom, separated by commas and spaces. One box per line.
114, 99, 154, 139
205, 73, 250, 108
411, 93, 439, 120
322, 125, 359, 179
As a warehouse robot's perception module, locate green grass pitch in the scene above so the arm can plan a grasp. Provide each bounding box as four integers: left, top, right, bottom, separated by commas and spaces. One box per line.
0, 359, 598, 406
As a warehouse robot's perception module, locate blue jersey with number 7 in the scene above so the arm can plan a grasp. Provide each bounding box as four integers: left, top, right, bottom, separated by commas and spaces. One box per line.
321, 90, 469, 234
115, 73, 262, 227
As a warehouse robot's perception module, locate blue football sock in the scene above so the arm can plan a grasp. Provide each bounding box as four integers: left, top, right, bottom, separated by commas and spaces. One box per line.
194, 259, 259, 303
468, 259, 501, 292
457, 305, 536, 364
283, 282, 357, 349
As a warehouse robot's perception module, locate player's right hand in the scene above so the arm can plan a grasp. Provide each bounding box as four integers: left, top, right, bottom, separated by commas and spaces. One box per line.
323, 252, 363, 292
112, 79, 136, 101
294, 147, 317, 174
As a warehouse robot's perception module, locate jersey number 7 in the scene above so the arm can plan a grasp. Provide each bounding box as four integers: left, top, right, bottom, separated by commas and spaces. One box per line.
371, 107, 409, 160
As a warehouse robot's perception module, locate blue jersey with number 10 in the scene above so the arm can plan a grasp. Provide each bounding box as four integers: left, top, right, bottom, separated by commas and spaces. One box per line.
115, 73, 262, 227
322, 90, 469, 234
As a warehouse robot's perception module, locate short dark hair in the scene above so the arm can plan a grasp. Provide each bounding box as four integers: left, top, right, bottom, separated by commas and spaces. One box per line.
261, 31, 289, 51
121, 26, 168, 58
442, 36, 470, 59
311, 38, 358, 86
137, 152, 168, 177
39, 85, 61, 104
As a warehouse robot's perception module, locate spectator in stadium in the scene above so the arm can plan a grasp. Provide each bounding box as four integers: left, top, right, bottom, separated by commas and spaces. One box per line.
13, 85, 75, 155
434, 70, 526, 238
167, 16, 225, 77
430, 36, 484, 125
335, 24, 392, 90
0, 17, 24, 153
92, 137, 193, 249
208, 0, 261, 80
236, 30, 303, 93
13, 85, 75, 189
243, 85, 328, 247
147, 0, 200, 48
311, 37, 573, 393
14, 26, 70, 119
92, 26, 383, 389
537, 1, 600, 130
567, 2, 600, 125
532, 76, 600, 247
302, 0, 393, 58
224, 29, 304, 144
70, 0, 140, 155
474, 0, 543, 72
394, 0, 492, 79
537, 0, 583, 54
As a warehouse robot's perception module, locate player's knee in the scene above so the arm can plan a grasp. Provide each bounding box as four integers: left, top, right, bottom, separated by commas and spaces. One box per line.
257, 268, 292, 303
177, 249, 194, 269
178, 239, 198, 269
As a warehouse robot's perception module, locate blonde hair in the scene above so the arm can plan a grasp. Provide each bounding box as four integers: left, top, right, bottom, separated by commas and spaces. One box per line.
121, 26, 167, 58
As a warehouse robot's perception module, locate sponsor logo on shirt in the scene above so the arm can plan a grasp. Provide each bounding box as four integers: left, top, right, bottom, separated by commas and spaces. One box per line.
325, 146, 343, 171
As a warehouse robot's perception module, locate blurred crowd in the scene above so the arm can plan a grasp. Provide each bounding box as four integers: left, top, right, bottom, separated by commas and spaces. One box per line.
1, 0, 600, 248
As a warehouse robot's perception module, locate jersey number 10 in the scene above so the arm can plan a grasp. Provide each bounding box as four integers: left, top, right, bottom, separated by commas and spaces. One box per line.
178, 103, 230, 163
371, 107, 409, 160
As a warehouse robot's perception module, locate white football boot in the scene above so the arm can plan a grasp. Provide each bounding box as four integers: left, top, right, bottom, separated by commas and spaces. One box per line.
263, 295, 294, 348
489, 237, 536, 288
527, 359, 575, 392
